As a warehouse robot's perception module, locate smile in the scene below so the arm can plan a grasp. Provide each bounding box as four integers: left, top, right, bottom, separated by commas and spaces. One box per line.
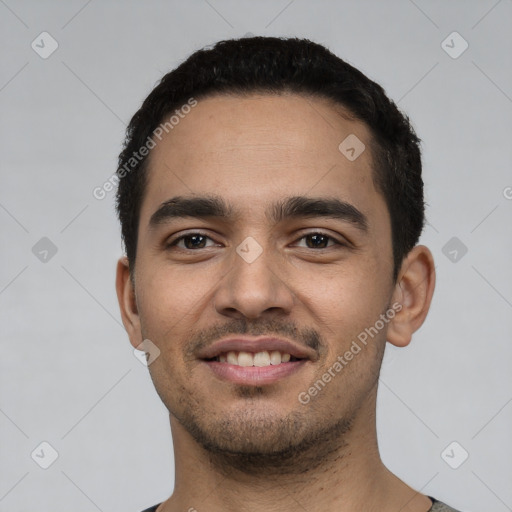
198, 336, 314, 385
207, 350, 302, 367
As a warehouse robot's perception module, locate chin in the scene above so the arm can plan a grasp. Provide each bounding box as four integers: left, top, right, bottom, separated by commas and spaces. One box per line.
176, 410, 352, 476
185, 410, 308, 450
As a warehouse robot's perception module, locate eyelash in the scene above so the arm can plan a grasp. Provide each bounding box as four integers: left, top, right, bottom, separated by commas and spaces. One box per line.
166, 231, 345, 250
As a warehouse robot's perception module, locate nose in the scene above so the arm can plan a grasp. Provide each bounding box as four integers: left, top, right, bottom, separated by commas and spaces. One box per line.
213, 240, 295, 320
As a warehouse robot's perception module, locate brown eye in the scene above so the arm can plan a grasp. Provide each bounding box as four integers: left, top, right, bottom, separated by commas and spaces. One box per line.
295, 232, 340, 249
168, 233, 218, 250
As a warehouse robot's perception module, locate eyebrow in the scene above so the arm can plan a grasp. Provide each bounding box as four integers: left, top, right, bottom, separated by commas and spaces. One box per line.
149, 195, 368, 232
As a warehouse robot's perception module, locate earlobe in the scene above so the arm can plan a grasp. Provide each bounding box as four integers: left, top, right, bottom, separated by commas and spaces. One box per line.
115, 257, 143, 349
386, 245, 436, 348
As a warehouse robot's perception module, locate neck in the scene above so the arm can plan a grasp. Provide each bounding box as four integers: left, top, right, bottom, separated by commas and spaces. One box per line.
158, 390, 431, 512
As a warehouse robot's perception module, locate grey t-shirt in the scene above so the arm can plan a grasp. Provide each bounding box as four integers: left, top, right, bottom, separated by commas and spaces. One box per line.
430, 497, 463, 511
140, 496, 462, 511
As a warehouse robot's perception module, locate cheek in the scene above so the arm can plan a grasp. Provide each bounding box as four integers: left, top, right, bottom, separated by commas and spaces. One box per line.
135, 261, 225, 377
135, 269, 189, 365
296, 262, 391, 363
303, 258, 389, 320
137, 260, 214, 327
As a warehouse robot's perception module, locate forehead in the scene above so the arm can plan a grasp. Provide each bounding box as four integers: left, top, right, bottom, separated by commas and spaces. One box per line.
140, 93, 386, 226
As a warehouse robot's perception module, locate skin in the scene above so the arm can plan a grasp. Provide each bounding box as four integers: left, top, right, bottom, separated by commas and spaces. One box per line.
116, 93, 436, 512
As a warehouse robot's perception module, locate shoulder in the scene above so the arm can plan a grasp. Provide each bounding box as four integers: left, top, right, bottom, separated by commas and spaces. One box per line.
429, 497, 464, 511
139, 505, 160, 512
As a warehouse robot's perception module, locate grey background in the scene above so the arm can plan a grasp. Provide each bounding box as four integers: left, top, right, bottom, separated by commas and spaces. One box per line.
1, 1, 511, 511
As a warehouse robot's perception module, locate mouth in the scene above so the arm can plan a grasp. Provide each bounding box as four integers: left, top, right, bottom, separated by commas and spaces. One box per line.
204, 350, 303, 366
197, 336, 316, 385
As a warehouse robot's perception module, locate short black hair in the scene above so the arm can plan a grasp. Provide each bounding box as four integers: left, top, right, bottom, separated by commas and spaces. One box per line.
116, 36, 424, 281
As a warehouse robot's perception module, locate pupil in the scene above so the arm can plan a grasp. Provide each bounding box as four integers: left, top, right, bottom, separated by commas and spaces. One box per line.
186, 235, 206, 249
308, 234, 327, 248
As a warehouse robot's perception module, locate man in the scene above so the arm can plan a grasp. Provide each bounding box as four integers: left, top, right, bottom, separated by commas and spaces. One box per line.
115, 36, 460, 511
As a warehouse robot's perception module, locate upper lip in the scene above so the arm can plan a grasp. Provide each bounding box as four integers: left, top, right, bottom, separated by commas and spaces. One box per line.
198, 336, 317, 361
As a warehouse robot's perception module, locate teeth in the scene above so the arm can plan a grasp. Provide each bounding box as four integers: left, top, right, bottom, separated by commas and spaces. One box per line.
217, 350, 296, 366
227, 351, 238, 365
238, 351, 254, 367
269, 350, 282, 365
253, 351, 270, 367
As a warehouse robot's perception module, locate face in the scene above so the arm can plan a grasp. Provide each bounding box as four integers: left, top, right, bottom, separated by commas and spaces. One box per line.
122, 93, 399, 465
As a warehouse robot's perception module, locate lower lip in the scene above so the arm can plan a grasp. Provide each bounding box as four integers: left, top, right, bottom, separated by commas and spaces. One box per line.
202, 360, 307, 385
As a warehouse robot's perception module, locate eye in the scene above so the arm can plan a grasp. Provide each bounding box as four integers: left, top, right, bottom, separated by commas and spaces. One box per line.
167, 232, 220, 250
294, 232, 342, 249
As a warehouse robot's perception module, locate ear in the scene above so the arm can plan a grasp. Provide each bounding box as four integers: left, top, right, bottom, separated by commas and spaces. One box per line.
115, 256, 143, 349
386, 245, 436, 348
